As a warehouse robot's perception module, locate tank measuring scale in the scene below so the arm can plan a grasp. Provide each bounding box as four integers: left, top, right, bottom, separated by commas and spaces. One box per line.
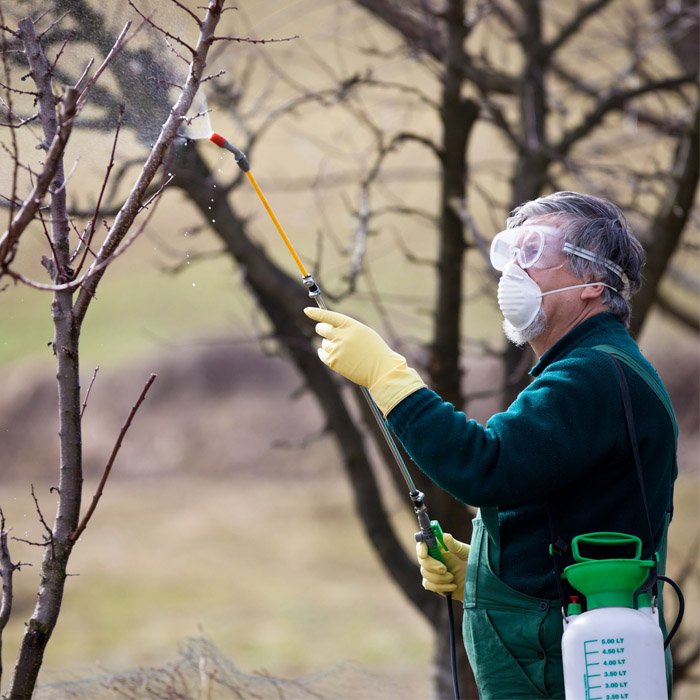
560, 533, 668, 700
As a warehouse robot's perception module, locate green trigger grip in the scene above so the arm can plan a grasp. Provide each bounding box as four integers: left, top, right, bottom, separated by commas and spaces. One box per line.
427, 520, 447, 563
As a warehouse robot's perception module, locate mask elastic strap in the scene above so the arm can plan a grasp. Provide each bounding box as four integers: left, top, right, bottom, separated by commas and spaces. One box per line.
539, 282, 617, 298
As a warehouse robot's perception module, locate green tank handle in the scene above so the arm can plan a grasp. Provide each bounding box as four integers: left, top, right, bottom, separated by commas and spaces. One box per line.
571, 531, 643, 562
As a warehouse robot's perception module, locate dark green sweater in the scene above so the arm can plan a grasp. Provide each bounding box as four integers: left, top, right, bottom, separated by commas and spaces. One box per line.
388, 313, 677, 598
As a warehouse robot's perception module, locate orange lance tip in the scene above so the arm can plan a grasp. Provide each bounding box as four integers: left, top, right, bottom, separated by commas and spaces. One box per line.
209, 132, 227, 148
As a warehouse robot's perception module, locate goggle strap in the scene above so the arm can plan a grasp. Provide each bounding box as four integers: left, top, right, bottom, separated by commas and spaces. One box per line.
563, 243, 630, 299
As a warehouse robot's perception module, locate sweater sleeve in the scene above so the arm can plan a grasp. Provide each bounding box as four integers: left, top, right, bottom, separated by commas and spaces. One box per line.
386, 349, 623, 507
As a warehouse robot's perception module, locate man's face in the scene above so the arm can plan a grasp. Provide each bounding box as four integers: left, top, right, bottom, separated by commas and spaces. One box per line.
496, 218, 591, 346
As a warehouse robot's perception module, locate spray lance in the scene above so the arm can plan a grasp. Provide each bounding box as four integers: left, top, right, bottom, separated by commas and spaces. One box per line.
210, 131, 461, 699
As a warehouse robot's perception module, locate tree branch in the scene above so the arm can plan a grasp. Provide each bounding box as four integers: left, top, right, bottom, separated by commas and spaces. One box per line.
0, 86, 78, 272
557, 75, 696, 155
71, 374, 157, 543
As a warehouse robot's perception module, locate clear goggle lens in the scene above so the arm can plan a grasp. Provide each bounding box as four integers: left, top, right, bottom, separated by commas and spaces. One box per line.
489, 225, 562, 271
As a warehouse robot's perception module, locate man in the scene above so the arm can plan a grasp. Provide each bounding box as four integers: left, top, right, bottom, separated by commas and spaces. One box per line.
304, 192, 677, 699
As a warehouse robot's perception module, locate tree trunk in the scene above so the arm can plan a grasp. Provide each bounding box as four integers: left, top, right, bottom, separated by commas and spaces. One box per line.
9, 19, 82, 700
631, 107, 699, 337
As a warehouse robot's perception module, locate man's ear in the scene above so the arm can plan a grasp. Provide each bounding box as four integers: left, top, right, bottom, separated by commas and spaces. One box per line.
581, 282, 606, 299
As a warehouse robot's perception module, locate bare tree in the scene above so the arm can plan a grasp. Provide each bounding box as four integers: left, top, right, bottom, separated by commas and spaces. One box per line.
0, 2, 226, 697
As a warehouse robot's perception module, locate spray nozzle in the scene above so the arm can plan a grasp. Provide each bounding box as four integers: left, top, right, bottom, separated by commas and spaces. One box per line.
209, 132, 250, 172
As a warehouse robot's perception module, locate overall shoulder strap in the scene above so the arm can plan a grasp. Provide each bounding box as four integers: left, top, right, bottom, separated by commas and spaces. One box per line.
593, 344, 678, 441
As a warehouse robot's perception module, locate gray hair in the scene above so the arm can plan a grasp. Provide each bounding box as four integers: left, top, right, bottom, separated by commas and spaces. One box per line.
507, 191, 645, 327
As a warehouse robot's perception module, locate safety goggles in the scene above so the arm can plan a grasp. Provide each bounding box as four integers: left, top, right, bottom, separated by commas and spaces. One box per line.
490, 224, 630, 297
490, 225, 565, 271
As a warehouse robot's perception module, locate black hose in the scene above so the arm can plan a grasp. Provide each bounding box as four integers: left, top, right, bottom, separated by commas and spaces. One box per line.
446, 593, 461, 699
658, 574, 684, 649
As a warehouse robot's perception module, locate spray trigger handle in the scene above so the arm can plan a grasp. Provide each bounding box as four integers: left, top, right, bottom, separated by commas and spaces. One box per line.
416, 519, 447, 564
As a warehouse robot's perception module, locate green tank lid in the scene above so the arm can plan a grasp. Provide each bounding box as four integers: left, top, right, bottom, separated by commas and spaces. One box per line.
562, 532, 656, 610
563, 559, 654, 609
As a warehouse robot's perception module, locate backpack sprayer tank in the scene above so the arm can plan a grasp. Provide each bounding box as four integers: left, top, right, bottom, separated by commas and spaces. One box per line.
561, 532, 667, 700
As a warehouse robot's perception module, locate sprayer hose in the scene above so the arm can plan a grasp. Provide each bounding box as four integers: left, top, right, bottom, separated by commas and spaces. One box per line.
446, 593, 460, 699
658, 574, 684, 649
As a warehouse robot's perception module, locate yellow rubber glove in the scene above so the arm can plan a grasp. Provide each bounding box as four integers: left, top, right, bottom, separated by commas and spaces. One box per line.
304, 307, 425, 416
416, 533, 470, 602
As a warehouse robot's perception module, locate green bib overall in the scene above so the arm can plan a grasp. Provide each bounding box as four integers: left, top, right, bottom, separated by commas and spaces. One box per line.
463, 508, 565, 699
462, 349, 676, 699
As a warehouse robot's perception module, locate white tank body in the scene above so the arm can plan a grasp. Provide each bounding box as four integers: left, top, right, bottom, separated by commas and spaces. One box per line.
562, 607, 667, 700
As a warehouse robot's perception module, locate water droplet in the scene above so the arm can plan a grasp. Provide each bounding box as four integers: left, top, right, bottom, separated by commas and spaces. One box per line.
212, 219, 216, 223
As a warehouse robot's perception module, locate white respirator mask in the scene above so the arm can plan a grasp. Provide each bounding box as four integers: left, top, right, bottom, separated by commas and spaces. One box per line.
497, 261, 617, 331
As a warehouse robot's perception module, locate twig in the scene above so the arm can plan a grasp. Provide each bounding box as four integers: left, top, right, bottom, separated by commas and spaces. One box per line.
127, 1, 195, 55
169, 0, 203, 27
71, 374, 157, 543
3, 198, 160, 292
0, 86, 78, 271
29, 485, 55, 560
348, 183, 370, 290
73, 105, 124, 274
80, 366, 100, 418
210, 34, 299, 44
76, 22, 131, 110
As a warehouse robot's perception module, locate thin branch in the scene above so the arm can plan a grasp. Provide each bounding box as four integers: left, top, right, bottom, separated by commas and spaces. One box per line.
0, 87, 78, 271
49, 28, 76, 76
348, 183, 371, 290
540, 0, 613, 61
210, 33, 299, 44
71, 374, 157, 543
557, 74, 696, 155
80, 366, 100, 419
76, 21, 131, 109
73, 105, 125, 275
169, 0, 203, 27
3, 185, 165, 292
29, 485, 55, 560
126, 1, 195, 55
